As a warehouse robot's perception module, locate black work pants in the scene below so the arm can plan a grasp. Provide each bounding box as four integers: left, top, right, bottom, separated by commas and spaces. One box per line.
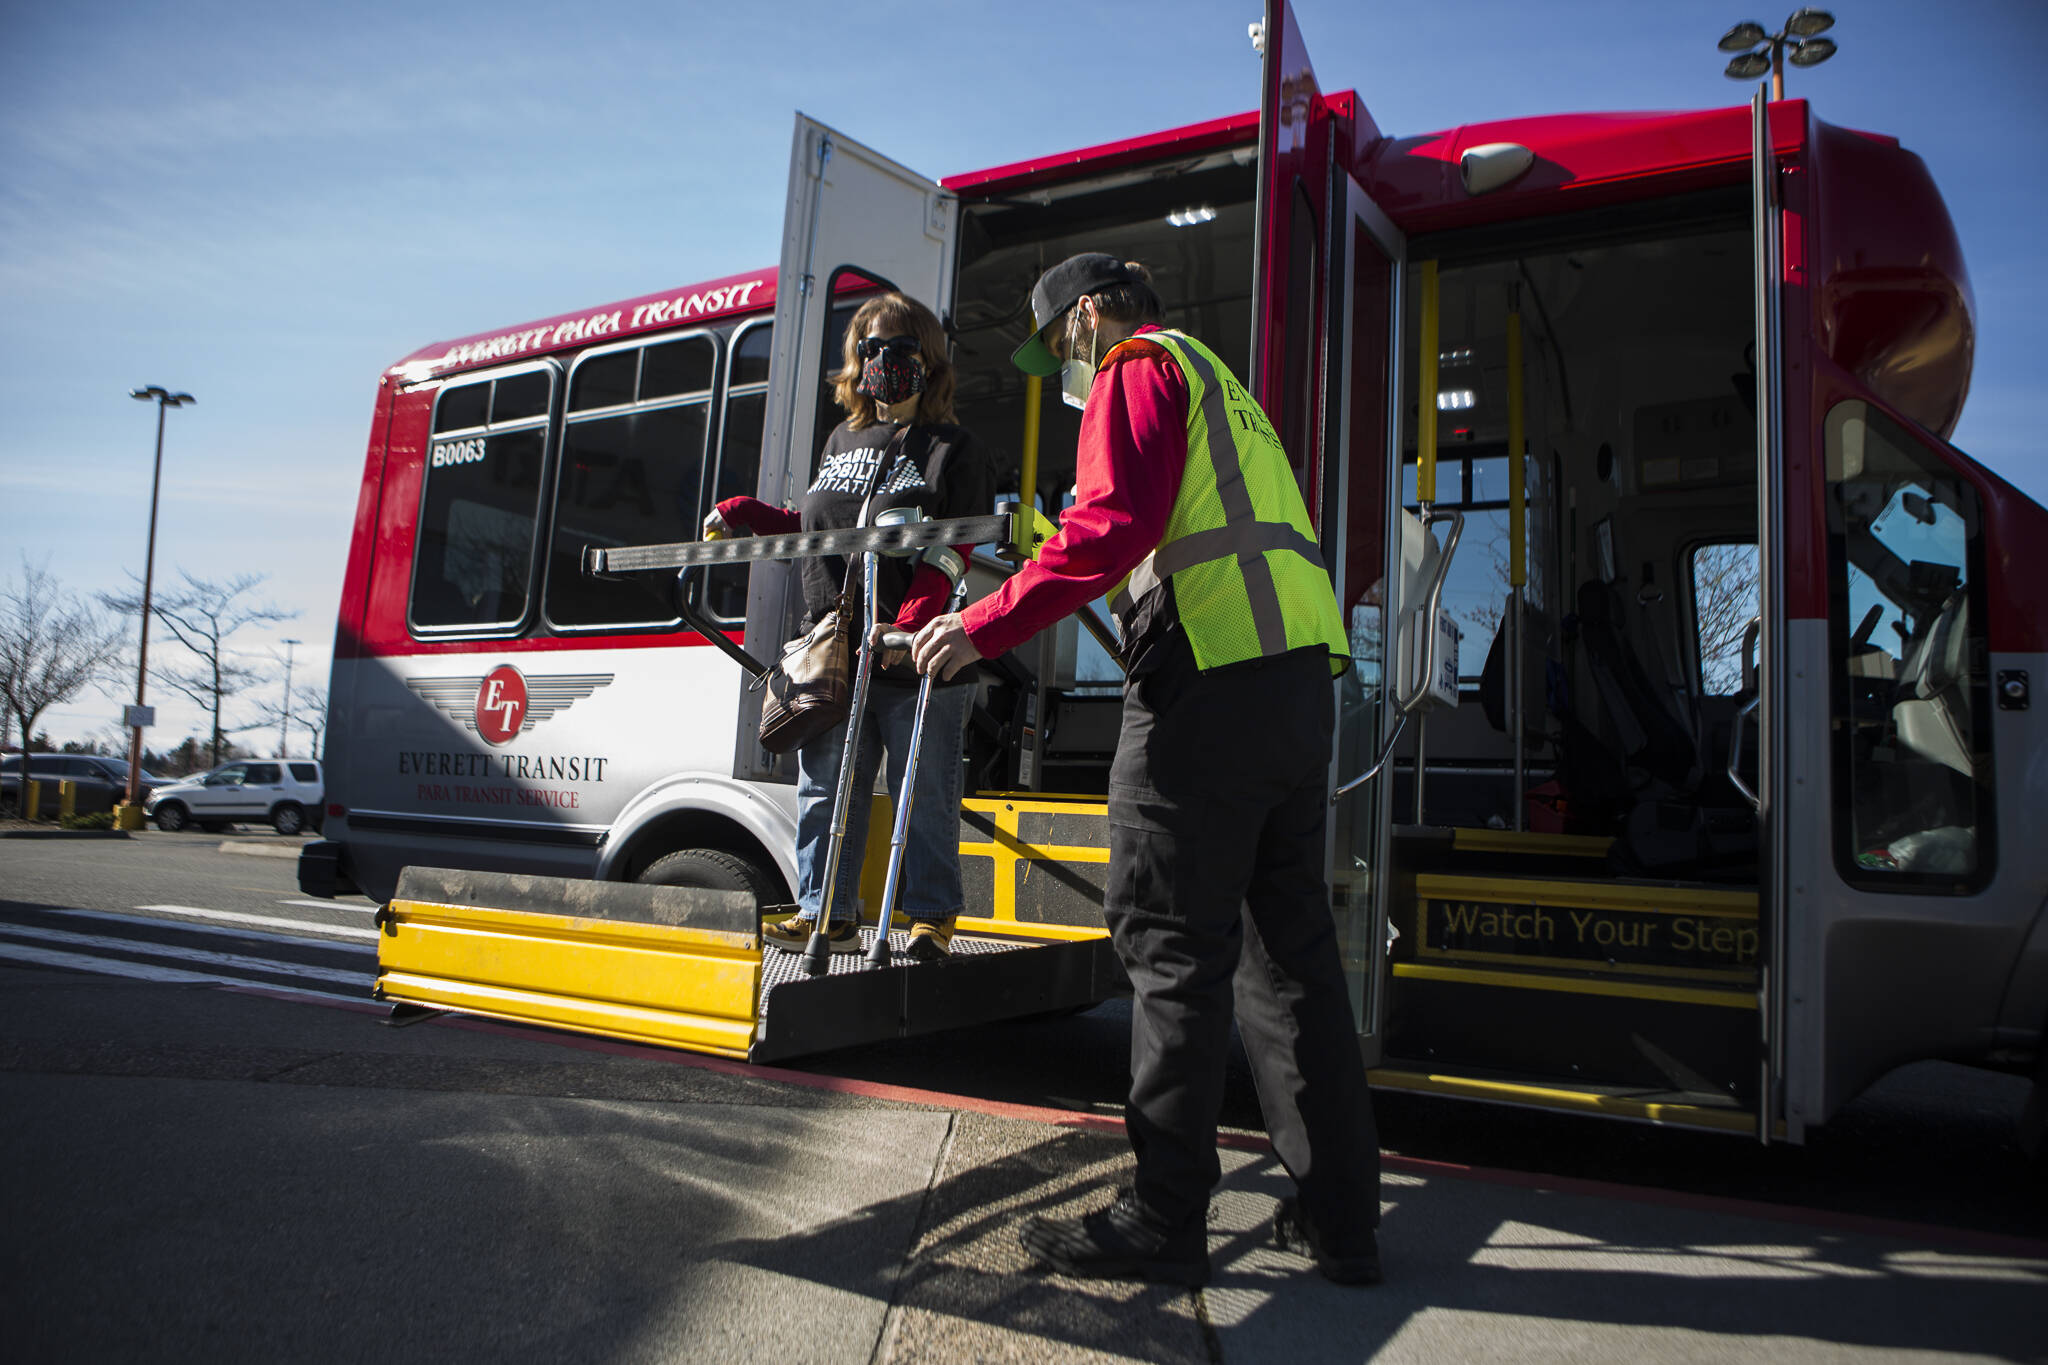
1105, 636, 1380, 1249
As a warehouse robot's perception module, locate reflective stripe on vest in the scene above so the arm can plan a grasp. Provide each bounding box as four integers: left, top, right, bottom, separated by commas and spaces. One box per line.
1107, 329, 1349, 674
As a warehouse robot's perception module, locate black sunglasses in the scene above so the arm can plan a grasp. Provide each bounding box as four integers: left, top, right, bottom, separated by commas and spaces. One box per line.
857, 334, 920, 360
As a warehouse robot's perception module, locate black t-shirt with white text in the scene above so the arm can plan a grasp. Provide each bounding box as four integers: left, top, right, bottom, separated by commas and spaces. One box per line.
799, 418, 993, 627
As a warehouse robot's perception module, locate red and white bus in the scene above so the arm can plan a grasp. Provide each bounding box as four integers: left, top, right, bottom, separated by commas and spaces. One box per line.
305, 2, 2048, 1145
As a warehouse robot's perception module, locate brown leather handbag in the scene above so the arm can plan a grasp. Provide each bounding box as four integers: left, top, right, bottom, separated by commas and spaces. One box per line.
755, 426, 908, 754
756, 578, 856, 754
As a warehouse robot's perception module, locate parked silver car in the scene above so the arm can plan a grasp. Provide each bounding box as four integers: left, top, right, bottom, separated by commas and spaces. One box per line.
145, 760, 324, 835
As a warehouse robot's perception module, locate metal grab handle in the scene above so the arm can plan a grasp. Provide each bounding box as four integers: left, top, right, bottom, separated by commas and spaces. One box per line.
672, 566, 772, 680
1740, 614, 1762, 696
1727, 694, 1761, 811
1332, 710, 1409, 805
1394, 509, 1465, 715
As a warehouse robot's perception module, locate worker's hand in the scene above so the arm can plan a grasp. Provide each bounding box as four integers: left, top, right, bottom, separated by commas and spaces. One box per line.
911, 612, 985, 681
702, 509, 740, 540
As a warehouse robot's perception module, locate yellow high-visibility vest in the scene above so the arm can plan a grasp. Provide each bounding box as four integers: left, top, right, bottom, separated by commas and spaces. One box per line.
1107, 329, 1349, 675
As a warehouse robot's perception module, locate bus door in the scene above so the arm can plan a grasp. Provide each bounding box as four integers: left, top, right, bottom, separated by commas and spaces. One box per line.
1744, 88, 1790, 1144
1255, 0, 1404, 1060
735, 114, 960, 782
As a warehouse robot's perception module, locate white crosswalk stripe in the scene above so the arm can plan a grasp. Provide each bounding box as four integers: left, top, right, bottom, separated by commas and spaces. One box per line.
0, 941, 367, 1005
135, 903, 379, 942
0, 921, 369, 988
278, 899, 377, 915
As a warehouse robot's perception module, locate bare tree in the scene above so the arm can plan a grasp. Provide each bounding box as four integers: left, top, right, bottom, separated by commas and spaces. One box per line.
102, 570, 296, 767
0, 559, 127, 753
1692, 543, 1762, 694
243, 680, 329, 760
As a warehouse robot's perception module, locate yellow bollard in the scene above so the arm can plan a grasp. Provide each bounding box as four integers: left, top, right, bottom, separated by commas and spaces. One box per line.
23, 776, 40, 822
59, 780, 76, 821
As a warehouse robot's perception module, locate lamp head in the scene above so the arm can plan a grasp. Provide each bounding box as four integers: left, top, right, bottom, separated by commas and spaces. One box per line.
1724, 51, 1772, 79
166, 392, 195, 407
1786, 7, 1834, 37
1788, 35, 1836, 66
1718, 21, 1767, 52
131, 386, 168, 402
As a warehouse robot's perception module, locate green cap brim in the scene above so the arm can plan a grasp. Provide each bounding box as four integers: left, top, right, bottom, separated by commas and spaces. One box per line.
1011, 328, 1062, 378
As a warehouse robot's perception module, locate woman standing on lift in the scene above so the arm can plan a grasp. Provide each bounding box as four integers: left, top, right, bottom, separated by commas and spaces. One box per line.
707, 292, 992, 961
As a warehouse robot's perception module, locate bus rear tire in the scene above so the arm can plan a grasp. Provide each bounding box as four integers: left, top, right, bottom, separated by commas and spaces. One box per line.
637, 848, 780, 912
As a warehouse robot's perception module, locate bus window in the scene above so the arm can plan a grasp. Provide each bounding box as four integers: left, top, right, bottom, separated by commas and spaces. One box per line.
1687, 541, 1758, 696
1400, 451, 1548, 683
411, 367, 553, 634
705, 322, 773, 621
1824, 400, 1992, 890
548, 332, 719, 629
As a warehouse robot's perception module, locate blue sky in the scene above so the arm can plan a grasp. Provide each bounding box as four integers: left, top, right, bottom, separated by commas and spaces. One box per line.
3, 0, 2043, 749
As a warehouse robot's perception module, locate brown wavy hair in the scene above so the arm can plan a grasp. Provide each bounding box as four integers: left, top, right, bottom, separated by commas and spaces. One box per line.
831, 292, 956, 430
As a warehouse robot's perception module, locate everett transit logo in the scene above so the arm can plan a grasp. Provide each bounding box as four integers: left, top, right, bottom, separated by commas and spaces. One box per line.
405, 667, 613, 745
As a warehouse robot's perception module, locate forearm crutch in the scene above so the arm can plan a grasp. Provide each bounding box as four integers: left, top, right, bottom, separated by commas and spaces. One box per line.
801, 529, 891, 978
865, 549, 970, 969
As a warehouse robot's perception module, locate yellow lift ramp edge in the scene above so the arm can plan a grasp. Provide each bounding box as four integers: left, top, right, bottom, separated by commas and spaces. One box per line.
373, 867, 1125, 1064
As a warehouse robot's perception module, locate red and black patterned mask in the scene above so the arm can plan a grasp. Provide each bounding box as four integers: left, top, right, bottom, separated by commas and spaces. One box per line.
857, 347, 926, 408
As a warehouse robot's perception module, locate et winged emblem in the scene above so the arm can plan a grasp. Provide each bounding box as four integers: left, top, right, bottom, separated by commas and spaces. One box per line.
406, 665, 614, 746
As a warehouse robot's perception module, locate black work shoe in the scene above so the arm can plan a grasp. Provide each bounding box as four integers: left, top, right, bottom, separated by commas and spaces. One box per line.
1273, 1196, 1382, 1285
761, 916, 858, 955
1020, 1191, 1210, 1286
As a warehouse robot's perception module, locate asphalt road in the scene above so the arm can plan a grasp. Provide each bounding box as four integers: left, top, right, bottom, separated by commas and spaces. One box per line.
2, 830, 2042, 1242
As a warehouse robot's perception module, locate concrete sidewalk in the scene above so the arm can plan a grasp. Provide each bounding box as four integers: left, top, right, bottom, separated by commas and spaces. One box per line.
3, 968, 2044, 1363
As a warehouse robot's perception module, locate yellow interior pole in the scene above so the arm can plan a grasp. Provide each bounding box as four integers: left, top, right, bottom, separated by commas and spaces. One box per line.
1416, 261, 1440, 506
1020, 374, 1042, 514
1506, 300, 1527, 832
1506, 307, 1526, 588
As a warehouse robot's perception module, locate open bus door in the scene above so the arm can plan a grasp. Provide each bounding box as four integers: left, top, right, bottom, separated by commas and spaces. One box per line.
735, 114, 960, 781
1749, 88, 1791, 1145
1253, 0, 1405, 1065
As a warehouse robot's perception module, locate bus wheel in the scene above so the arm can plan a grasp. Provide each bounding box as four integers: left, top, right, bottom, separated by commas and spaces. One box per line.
637, 848, 779, 911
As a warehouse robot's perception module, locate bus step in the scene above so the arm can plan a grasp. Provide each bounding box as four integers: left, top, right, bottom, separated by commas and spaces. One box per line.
1368, 1064, 1761, 1135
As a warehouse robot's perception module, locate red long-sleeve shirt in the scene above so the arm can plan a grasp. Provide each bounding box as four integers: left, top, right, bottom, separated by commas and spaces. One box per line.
961, 325, 1189, 659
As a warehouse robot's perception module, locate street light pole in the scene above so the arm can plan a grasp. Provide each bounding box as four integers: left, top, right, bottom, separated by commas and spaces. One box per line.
118, 386, 194, 829
278, 638, 301, 758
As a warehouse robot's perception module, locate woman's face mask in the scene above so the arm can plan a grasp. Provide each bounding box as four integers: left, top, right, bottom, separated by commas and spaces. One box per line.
856, 334, 926, 409
1059, 306, 1099, 411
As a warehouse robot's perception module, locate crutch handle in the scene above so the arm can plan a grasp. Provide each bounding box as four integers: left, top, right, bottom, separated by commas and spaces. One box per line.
878, 629, 913, 650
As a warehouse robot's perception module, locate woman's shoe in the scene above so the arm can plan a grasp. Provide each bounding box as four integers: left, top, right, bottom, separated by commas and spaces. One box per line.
761, 916, 859, 955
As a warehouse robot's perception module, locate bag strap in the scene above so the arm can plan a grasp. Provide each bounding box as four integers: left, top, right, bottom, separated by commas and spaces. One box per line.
838, 423, 919, 610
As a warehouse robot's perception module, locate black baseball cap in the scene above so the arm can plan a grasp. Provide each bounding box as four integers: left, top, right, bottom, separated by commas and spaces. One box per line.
1010, 253, 1136, 377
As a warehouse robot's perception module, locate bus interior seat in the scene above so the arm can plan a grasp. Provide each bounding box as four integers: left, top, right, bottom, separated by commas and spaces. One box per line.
1892, 589, 1974, 778
1574, 578, 1759, 877
1478, 593, 1554, 746
1574, 578, 1697, 790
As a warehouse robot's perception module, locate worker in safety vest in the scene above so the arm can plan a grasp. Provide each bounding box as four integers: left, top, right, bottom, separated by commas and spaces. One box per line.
910, 253, 1383, 1286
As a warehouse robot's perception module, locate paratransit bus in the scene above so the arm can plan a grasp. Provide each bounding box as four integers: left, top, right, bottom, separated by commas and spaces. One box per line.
301, 2, 2048, 1150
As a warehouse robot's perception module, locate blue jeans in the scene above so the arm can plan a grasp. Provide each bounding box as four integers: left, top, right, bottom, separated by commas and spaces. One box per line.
794, 679, 968, 926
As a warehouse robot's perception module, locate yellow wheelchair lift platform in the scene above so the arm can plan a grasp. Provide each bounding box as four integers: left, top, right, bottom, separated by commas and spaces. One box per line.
371, 867, 1124, 1063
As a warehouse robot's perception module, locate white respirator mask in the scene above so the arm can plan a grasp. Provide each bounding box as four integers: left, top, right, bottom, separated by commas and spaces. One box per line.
1059, 305, 1099, 412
